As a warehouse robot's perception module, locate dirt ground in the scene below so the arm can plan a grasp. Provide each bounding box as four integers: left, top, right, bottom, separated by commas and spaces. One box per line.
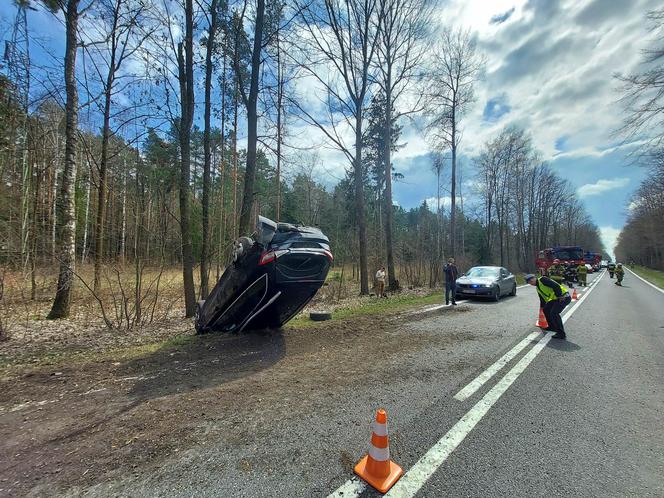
0, 297, 462, 497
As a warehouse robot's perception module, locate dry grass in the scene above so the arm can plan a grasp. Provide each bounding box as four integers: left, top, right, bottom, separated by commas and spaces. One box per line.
0, 263, 442, 371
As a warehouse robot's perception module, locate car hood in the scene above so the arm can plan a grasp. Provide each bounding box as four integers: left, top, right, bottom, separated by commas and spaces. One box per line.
456, 276, 498, 285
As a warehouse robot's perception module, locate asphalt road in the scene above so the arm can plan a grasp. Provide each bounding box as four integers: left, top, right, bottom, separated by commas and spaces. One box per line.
413, 269, 664, 498
52, 269, 663, 497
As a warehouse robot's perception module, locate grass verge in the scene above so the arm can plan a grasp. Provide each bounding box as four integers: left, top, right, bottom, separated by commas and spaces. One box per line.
287, 291, 443, 329
629, 265, 664, 290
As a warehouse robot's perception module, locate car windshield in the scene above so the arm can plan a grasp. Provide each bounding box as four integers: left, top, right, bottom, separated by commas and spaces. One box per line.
466, 267, 499, 278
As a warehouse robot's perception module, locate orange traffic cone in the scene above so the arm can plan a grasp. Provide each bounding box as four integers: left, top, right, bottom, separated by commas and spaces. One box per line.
536, 307, 549, 328
354, 409, 403, 493
572, 288, 578, 300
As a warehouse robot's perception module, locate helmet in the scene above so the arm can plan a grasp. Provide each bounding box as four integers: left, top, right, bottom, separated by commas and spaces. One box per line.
553, 259, 560, 264
617, 263, 622, 267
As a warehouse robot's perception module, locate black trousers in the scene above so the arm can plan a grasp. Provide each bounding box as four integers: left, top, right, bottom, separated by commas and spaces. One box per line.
445, 281, 456, 304
543, 295, 572, 334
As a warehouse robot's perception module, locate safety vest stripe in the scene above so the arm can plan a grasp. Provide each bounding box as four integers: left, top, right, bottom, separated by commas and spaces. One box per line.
371, 421, 388, 437
369, 444, 390, 462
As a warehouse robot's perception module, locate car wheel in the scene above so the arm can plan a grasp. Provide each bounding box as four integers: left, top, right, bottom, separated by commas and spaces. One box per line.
492, 286, 500, 302
510, 284, 517, 297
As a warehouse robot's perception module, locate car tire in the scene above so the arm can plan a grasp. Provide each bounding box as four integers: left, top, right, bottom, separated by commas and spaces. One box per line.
492, 286, 500, 302
310, 312, 332, 321
510, 284, 517, 297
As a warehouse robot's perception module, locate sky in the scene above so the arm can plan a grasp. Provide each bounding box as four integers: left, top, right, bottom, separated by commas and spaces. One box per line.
382, 0, 658, 259
2, 0, 660, 259
287, 0, 659, 259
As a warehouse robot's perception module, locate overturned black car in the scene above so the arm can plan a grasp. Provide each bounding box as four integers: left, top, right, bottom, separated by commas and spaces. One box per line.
195, 216, 332, 334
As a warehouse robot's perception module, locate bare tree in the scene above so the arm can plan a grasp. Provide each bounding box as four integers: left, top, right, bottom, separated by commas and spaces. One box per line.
426, 28, 483, 258
44, 0, 82, 319
294, 0, 382, 295
616, 159, 664, 269
201, 0, 220, 299
83, 0, 151, 292
375, 0, 432, 290
431, 151, 445, 262
232, 0, 266, 235
177, 0, 197, 317
616, 9, 664, 155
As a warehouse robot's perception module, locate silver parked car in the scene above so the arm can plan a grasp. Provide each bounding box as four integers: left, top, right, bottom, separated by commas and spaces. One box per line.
455, 266, 517, 302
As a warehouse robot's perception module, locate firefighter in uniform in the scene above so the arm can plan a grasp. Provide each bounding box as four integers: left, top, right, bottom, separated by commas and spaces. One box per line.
563, 262, 577, 287
547, 259, 564, 284
615, 263, 625, 286
577, 262, 588, 287
526, 273, 571, 339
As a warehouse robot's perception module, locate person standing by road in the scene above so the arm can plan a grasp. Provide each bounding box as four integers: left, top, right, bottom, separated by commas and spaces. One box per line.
548, 259, 564, 284
577, 262, 588, 287
615, 263, 625, 286
375, 266, 387, 297
443, 258, 459, 306
526, 273, 571, 340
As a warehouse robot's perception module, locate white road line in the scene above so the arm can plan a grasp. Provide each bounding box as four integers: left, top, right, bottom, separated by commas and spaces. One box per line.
384, 332, 553, 498
453, 331, 540, 401
625, 267, 664, 295
453, 273, 601, 402
327, 267, 603, 498
383, 270, 603, 498
327, 477, 365, 498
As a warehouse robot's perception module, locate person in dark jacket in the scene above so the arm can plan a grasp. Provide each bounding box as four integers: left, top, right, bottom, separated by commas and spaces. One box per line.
525, 273, 571, 339
443, 258, 459, 305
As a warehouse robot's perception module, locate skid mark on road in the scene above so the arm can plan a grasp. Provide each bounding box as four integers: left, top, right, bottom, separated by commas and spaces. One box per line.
328, 271, 604, 498
406, 300, 468, 316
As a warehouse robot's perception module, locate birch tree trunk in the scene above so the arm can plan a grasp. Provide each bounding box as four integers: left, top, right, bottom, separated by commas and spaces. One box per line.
48, 0, 80, 319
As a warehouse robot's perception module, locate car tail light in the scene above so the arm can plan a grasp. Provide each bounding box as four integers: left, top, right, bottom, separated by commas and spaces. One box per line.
259, 249, 289, 265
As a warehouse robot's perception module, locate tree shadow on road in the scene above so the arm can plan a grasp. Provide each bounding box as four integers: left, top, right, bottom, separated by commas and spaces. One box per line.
122, 330, 286, 401
547, 339, 581, 352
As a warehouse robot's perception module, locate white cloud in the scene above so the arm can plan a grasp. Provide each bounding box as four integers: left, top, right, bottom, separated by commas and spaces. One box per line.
599, 226, 621, 259
577, 177, 630, 197
436, 0, 663, 159
423, 196, 466, 211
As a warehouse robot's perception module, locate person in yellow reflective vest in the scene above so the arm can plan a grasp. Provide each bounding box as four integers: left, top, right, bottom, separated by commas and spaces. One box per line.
525, 273, 572, 339
577, 263, 588, 287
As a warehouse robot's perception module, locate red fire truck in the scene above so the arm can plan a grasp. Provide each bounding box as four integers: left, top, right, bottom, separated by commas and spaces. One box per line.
536, 246, 585, 275
584, 251, 602, 272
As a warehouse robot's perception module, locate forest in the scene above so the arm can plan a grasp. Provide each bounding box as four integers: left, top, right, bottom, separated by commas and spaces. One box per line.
1, 0, 608, 333
614, 11, 664, 271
